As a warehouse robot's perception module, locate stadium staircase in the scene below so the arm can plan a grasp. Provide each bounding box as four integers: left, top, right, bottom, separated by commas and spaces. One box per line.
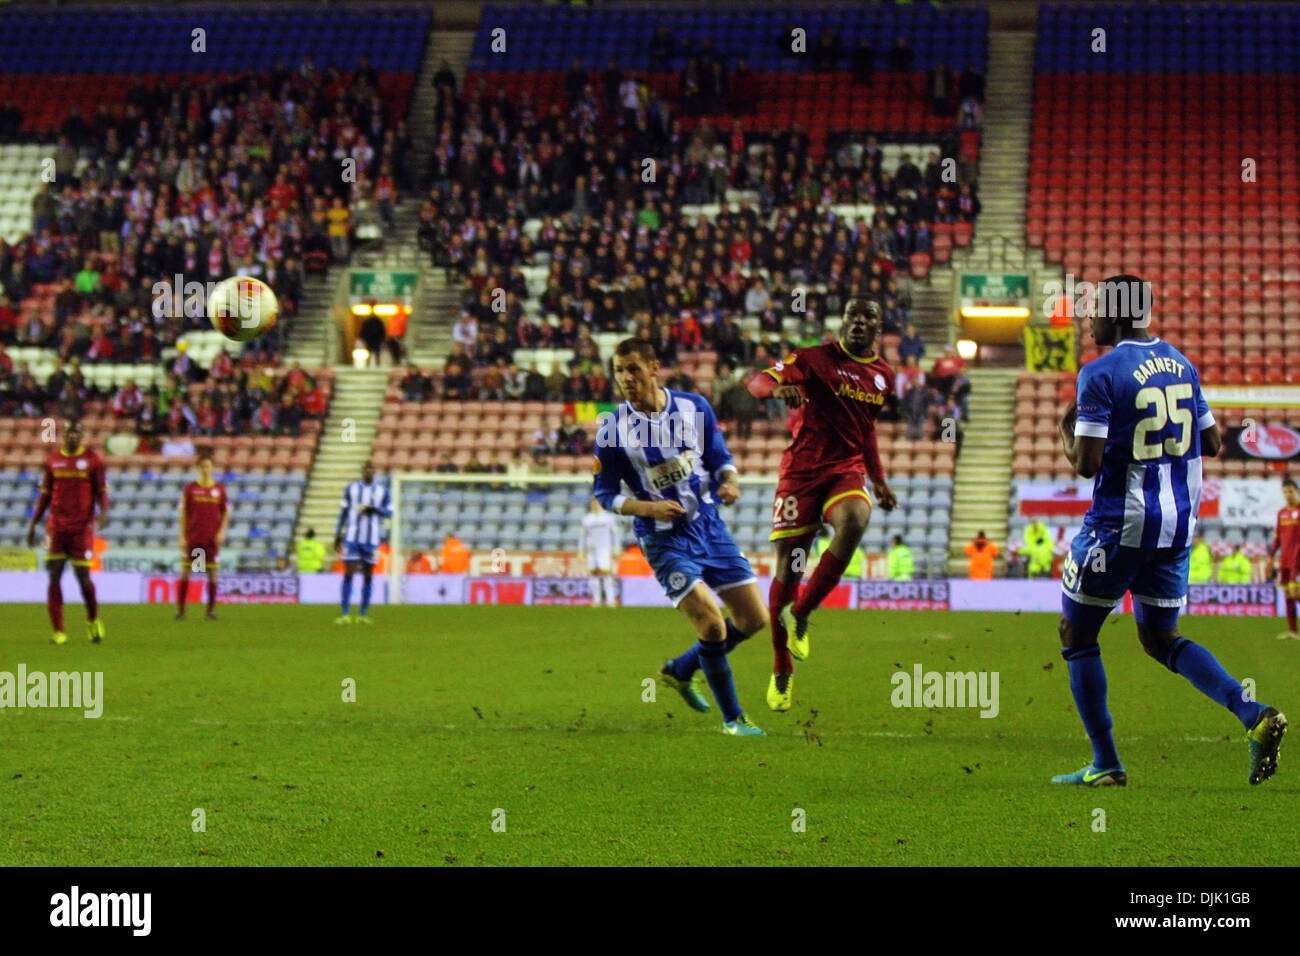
285, 266, 346, 366
945, 367, 1019, 575
394, 25, 475, 367
950, 29, 1062, 317
294, 368, 389, 546
939, 27, 1058, 574
410, 28, 475, 169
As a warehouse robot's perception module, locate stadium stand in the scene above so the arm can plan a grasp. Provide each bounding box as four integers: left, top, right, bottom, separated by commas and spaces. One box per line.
468, 4, 988, 148
1010, 3, 1300, 578
1030, 3, 1300, 383
370, 4, 993, 575
0, 5, 434, 567
0, 366, 332, 561
0, 5, 432, 354
376, 371, 956, 575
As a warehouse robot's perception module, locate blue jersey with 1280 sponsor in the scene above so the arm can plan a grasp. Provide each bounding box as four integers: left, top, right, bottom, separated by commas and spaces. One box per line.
1074, 337, 1215, 550
592, 387, 737, 539
337, 478, 391, 547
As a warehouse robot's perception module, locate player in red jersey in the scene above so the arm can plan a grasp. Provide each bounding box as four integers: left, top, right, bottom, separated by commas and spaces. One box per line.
1268, 477, 1300, 639
176, 448, 229, 621
748, 298, 898, 710
25, 419, 109, 645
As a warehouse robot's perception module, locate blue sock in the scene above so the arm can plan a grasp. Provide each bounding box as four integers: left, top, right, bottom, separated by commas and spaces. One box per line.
340, 573, 352, 615
697, 640, 742, 722
1062, 645, 1121, 769
668, 645, 699, 680
723, 618, 750, 652
360, 574, 373, 615
1164, 638, 1265, 730
669, 620, 750, 679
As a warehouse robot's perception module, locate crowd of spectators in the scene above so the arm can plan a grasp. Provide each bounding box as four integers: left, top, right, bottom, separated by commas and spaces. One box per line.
0, 56, 413, 369
893, 338, 971, 450
418, 39, 981, 411
0, 339, 328, 442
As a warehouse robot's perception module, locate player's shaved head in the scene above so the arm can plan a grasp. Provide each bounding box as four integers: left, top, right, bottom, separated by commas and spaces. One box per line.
62, 418, 82, 452
844, 297, 881, 320
840, 297, 883, 356
1091, 274, 1153, 346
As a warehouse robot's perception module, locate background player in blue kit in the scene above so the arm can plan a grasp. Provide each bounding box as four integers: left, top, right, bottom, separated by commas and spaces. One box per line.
334, 460, 390, 625
1055, 275, 1287, 786
594, 339, 770, 736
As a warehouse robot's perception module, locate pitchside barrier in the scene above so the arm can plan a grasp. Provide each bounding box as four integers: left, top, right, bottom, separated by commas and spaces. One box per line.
0, 572, 1283, 615
387, 472, 955, 601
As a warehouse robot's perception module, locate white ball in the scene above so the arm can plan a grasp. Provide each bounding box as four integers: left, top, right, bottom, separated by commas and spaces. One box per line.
208, 276, 280, 343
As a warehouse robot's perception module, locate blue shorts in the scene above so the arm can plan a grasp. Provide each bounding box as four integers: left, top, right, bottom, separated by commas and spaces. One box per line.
641, 514, 756, 608
342, 542, 378, 565
1061, 525, 1187, 630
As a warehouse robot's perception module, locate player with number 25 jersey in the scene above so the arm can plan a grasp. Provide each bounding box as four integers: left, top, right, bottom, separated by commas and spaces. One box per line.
1054, 274, 1285, 791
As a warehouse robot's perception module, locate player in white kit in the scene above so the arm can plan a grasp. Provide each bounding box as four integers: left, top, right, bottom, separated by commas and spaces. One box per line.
580, 498, 621, 607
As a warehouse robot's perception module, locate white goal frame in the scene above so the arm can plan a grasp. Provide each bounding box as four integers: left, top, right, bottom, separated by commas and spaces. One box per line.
388, 471, 779, 603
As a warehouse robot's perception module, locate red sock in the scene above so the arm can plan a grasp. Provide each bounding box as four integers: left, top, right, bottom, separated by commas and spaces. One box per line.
793, 551, 848, 619
769, 577, 800, 673
1287, 598, 1297, 633
48, 581, 64, 631
78, 575, 98, 620
178, 576, 189, 613
207, 574, 218, 612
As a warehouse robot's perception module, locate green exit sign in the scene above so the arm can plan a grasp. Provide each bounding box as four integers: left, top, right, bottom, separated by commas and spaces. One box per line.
960, 273, 1029, 299
350, 271, 418, 298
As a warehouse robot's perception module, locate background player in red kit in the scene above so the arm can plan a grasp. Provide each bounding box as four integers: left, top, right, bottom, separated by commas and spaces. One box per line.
177, 448, 229, 621
1268, 476, 1300, 639
748, 298, 898, 710
25, 419, 108, 645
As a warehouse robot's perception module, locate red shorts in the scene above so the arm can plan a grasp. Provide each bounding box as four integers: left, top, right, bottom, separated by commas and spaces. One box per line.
185, 540, 221, 568
1281, 567, 1297, 595
770, 468, 872, 541
45, 524, 94, 564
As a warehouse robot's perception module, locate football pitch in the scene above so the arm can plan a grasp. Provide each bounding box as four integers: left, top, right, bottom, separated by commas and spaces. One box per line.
1, 605, 1296, 867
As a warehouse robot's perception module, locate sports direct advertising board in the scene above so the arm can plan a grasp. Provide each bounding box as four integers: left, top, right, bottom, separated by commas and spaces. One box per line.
0, 573, 1284, 617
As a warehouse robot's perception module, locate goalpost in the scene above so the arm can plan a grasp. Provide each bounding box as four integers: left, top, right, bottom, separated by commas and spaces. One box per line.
387, 472, 783, 604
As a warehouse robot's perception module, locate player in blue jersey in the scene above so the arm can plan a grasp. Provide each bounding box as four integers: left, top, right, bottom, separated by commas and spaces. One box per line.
334, 460, 391, 625
1056, 275, 1286, 786
594, 338, 769, 736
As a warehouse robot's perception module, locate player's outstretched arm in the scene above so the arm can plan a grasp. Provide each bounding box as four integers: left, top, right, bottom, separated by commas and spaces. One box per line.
748, 364, 803, 407
747, 368, 778, 399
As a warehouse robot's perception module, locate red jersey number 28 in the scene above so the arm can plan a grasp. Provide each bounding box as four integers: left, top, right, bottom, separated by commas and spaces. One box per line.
773, 494, 799, 523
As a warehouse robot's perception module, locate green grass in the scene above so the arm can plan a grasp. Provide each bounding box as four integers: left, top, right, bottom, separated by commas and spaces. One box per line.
1, 605, 1297, 866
